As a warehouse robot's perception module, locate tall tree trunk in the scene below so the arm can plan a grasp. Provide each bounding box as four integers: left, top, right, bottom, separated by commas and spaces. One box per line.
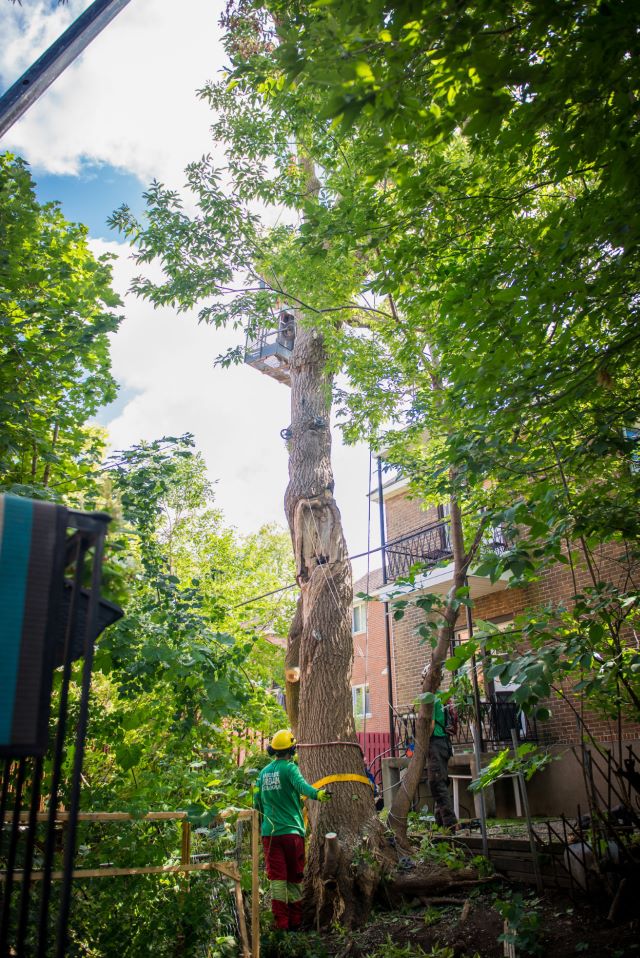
283, 321, 385, 926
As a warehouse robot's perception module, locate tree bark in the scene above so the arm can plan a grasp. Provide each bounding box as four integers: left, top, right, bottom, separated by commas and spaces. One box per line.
283, 321, 386, 926
387, 865, 490, 899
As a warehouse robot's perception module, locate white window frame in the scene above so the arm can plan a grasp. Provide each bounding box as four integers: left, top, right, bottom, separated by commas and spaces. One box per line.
352, 602, 366, 635
351, 683, 372, 720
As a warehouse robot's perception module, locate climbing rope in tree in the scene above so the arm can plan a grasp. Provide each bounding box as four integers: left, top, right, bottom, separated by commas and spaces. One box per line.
296, 741, 363, 750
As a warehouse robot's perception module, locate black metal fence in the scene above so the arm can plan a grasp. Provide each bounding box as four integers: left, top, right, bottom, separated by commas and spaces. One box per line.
0, 501, 120, 957
534, 745, 640, 909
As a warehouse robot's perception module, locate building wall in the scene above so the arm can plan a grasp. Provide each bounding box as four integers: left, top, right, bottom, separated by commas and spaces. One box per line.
385, 489, 439, 543
350, 570, 393, 733
382, 490, 640, 747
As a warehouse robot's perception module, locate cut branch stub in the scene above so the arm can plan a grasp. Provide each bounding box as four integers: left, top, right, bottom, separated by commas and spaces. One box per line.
322, 832, 341, 880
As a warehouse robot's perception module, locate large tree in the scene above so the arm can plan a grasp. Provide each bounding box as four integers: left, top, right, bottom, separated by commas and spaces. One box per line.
283, 316, 385, 924
112, 0, 640, 902
111, 19, 395, 925
0, 152, 122, 497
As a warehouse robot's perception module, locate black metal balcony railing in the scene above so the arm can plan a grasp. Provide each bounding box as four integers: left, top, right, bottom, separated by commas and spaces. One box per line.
385, 519, 452, 581
384, 518, 509, 582
393, 700, 538, 754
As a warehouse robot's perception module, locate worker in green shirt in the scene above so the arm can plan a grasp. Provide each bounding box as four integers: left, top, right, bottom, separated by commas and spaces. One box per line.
253, 729, 331, 931
427, 693, 457, 829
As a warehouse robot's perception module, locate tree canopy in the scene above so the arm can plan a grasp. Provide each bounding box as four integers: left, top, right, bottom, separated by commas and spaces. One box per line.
0, 153, 122, 498
112, 0, 640, 739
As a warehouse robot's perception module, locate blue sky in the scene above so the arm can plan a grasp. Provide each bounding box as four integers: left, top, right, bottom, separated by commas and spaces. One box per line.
33, 163, 145, 240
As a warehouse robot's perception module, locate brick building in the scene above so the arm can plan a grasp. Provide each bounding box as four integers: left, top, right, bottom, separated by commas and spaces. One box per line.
350, 474, 640, 817
350, 568, 390, 734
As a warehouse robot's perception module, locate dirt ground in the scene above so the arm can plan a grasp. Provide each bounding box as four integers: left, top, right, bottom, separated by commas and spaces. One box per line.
326, 885, 638, 957
262, 881, 639, 958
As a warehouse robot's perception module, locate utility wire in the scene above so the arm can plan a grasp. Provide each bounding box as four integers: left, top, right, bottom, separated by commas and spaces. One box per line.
231, 541, 386, 610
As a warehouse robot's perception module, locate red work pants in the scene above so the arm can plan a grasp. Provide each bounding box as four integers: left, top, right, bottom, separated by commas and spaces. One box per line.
262, 834, 305, 930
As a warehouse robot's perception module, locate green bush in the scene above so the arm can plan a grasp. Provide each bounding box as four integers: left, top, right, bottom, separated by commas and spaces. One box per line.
494, 892, 543, 957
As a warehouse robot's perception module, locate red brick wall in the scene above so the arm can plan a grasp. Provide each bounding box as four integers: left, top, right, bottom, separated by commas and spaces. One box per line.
385, 490, 439, 543
351, 571, 393, 733
381, 490, 640, 746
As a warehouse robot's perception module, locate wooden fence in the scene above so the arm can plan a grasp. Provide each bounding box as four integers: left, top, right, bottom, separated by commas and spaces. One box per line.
357, 731, 392, 788
1, 808, 261, 958
357, 731, 391, 767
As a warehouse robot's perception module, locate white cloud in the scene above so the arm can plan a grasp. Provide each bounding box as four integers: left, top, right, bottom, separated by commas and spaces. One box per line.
1, 1, 378, 571
0, 0, 78, 82
92, 240, 378, 570
0, 0, 223, 183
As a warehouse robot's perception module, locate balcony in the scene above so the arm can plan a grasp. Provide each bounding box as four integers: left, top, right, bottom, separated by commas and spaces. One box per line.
386, 518, 453, 580
383, 518, 509, 598
393, 700, 539, 755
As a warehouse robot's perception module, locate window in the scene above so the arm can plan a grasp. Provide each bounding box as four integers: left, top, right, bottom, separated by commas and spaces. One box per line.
352, 684, 372, 726
352, 603, 366, 634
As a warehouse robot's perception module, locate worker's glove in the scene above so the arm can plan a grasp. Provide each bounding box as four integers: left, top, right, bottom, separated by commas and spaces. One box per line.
316, 789, 332, 802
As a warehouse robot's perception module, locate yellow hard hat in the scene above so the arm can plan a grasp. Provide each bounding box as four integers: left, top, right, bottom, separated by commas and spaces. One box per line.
270, 729, 296, 751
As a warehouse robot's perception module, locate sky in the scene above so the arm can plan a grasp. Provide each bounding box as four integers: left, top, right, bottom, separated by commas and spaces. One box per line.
0, 0, 380, 576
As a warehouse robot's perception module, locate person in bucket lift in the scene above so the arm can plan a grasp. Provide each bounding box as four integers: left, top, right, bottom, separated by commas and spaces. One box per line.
253, 729, 331, 931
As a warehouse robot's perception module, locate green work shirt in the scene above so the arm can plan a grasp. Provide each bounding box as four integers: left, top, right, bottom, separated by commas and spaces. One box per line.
431, 696, 447, 737
253, 758, 319, 837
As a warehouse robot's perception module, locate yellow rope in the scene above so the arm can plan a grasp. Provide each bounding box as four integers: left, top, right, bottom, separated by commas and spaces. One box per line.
302, 773, 374, 827
312, 773, 374, 790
